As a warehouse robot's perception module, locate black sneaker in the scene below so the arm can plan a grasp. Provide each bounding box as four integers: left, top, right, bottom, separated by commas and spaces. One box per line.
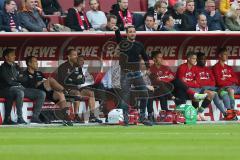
139, 115, 153, 126
3, 118, 18, 125
62, 120, 73, 126
74, 115, 84, 123
89, 116, 103, 123
17, 117, 28, 124
148, 114, 156, 125
31, 116, 43, 124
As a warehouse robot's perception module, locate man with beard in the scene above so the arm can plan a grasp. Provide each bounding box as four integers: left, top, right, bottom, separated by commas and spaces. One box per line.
86, 0, 107, 30
19, 0, 47, 32
196, 52, 227, 119
113, 25, 152, 125
110, 0, 133, 31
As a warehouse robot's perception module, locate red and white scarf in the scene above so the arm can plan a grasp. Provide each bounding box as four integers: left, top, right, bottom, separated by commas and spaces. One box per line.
118, 10, 132, 27
75, 9, 90, 30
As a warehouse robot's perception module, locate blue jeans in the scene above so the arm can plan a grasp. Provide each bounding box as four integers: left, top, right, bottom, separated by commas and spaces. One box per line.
118, 71, 148, 114
1, 86, 46, 119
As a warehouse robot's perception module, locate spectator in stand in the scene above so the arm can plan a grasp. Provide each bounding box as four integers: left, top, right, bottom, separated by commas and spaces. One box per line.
171, 1, 185, 30
86, 0, 107, 31
0, 0, 26, 32
182, 0, 198, 31
196, 52, 227, 118
110, 0, 133, 31
203, 0, 225, 31
213, 47, 240, 110
41, 0, 62, 15
22, 56, 73, 126
196, 13, 208, 31
0, 48, 46, 125
66, 0, 93, 31
57, 49, 102, 123
19, 0, 47, 32
177, 52, 215, 120
219, 0, 235, 15
195, 0, 207, 13
0, 0, 4, 10
21, 0, 43, 15
225, 4, 240, 30
137, 14, 157, 31
160, 14, 176, 31
100, 14, 117, 31
147, 1, 170, 30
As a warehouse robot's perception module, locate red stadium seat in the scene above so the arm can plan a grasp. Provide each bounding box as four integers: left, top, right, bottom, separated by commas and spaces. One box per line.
99, 0, 115, 13
128, 0, 142, 12
140, 0, 148, 11
58, 0, 73, 13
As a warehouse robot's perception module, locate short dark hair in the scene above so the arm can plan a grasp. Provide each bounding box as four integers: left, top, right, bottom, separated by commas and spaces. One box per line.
218, 47, 227, 56
144, 14, 155, 22
186, 51, 197, 58
106, 14, 117, 22
151, 50, 162, 59
126, 25, 135, 33
2, 48, 15, 59
197, 52, 205, 59
74, 0, 85, 7
4, 0, 14, 7
25, 56, 36, 66
67, 49, 77, 55
162, 14, 172, 26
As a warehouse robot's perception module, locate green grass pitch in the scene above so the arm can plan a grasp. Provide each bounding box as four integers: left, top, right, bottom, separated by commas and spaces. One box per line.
0, 124, 240, 160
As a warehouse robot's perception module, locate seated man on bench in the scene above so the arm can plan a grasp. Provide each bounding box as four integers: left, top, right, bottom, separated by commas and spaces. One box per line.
20, 56, 73, 126
57, 49, 102, 123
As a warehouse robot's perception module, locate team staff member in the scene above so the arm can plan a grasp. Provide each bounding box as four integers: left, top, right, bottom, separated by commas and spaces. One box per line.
57, 49, 102, 123
0, 48, 45, 124
113, 25, 152, 125
21, 56, 73, 126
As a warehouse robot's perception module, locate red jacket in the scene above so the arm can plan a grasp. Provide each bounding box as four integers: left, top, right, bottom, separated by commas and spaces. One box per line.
196, 66, 216, 87
177, 63, 200, 88
149, 64, 175, 84
212, 62, 238, 87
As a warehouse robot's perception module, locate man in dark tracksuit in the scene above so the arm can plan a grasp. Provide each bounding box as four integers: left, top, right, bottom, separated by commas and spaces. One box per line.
21, 56, 73, 126
0, 49, 46, 125
113, 25, 152, 125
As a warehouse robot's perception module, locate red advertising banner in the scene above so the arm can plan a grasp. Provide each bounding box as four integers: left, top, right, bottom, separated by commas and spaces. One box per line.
1, 32, 240, 61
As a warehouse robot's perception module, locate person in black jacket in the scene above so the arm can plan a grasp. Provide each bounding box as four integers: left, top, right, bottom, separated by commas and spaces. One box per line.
0, 0, 23, 32
0, 49, 46, 125
41, 0, 62, 15
113, 25, 152, 126
137, 14, 156, 31
146, 1, 171, 30
66, 0, 92, 31
21, 56, 73, 126
160, 14, 176, 31
182, 0, 198, 31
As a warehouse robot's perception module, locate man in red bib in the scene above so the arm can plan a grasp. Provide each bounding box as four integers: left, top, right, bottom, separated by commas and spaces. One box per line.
110, 0, 133, 31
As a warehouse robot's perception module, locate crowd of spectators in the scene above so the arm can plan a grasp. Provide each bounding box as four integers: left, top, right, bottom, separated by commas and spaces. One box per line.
1, 0, 240, 32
